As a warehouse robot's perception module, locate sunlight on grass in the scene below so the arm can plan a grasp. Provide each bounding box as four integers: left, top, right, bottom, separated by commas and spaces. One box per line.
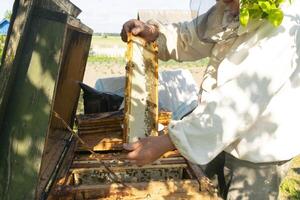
88, 55, 125, 64
88, 55, 208, 68
280, 156, 300, 200
88, 35, 209, 68
280, 179, 300, 199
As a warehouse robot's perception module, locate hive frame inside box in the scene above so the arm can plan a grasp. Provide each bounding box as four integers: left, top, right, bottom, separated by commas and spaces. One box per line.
53, 127, 217, 199
52, 153, 216, 199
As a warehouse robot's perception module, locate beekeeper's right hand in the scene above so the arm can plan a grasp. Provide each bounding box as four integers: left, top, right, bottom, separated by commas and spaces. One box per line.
120, 19, 159, 43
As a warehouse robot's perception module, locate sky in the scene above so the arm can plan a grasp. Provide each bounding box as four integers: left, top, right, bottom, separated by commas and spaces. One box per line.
0, 0, 215, 33
0, 0, 14, 19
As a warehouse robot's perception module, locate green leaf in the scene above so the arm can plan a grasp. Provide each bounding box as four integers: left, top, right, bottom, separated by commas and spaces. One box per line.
258, 0, 272, 13
268, 8, 284, 26
240, 8, 250, 26
276, 0, 285, 4
241, 0, 286, 27
248, 3, 263, 19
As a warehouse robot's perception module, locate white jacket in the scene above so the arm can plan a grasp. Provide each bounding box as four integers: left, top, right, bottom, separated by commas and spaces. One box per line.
151, 1, 300, 164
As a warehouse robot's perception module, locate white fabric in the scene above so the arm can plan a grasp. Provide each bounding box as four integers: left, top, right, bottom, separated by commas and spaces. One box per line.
156, 1, 300, 164
94, 69, 199, 120
95, 76, 125, 97
158, 69, 199, 120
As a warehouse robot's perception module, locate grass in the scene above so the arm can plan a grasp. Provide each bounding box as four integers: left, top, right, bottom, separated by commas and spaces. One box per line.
88, 55, 208, 68
88, 55, 125, 65
159, 58, 209, 68
280, 156, 300, 199
91, 35, 125, 48
88, 35, 209, 68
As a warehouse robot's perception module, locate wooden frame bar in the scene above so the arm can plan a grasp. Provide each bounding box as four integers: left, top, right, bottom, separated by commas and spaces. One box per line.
52, 180, 216, 200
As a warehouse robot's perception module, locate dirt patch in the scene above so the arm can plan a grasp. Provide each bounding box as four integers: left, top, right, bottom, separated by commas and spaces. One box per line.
83, 62, 206, 88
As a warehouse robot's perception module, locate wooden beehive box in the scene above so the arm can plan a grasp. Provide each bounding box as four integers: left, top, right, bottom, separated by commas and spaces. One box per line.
51, 110, 217, 199
0, 0, 92, 199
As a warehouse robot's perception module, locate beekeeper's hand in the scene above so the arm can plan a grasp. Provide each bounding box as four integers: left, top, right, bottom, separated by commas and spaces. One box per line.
123, 134, 175, 166
120, 19, 159, 43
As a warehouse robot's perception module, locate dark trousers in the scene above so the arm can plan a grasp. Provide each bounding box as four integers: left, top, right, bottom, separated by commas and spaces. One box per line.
202, 152, 291, 200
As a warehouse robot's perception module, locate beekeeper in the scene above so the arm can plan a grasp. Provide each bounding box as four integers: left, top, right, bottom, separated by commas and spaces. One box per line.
121, 0, 300, 199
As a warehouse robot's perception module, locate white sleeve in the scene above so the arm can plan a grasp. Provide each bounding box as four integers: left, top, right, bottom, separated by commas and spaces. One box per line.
167, 2, 299, 165
148, 6, 218, 61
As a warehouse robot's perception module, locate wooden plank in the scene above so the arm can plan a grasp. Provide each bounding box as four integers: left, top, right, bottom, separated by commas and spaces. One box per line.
36, 130, 77, 199
71, 163, 187, 171
0, 16, 66, 200
187, 161, 217, 194
36, 0, 81, 17
0, 0, 35, 130
76, 131, 123, 151
124, 34, 159, 143
48, 28, 92, 130
76, 111, 123, 125
52, 180, 216, 200
48, 173, 75, 200
37, 25, 92, 198
67, 16, 93, 34
73, 151, 181, 163
72, 166, 186, 187
32, 8, 92, 35
71, 156, 187, 170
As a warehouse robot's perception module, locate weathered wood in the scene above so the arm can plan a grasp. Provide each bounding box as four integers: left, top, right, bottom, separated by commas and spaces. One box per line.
0, 15, 66, 199
76, 111, 123, 126
67, 16, 93, 34
52, 180, 216, 200
187, 161, 217, 195
78, 128, 122, 134
0, 2, 92, 199
32, 7, 92, 35
124, 34, 159, 142
71, 156, 187, 170
76, 131, 123, 151
73, 151, 181, 162
37, 22, 92, 199
78, 124, 122, 131
0, 0, 35, 130
37, 131, 77, 200
36, 0, 81, 17
48, 173, 75, 200
47, 29, 92, 130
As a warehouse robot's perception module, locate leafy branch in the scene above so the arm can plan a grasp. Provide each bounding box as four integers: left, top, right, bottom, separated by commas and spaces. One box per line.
240, 0, 290, 27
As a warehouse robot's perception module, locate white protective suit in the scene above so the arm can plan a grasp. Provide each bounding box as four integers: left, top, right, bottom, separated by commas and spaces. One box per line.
150, 0, 300, 165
